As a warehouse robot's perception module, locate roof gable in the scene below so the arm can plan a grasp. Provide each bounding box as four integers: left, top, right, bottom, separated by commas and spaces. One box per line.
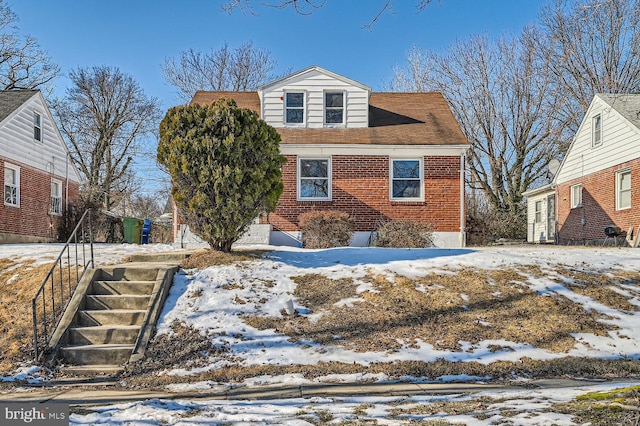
258, 65, 371, 92
555, 94, 640, 184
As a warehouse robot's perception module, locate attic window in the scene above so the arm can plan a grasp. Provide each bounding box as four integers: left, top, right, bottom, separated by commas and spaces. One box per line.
285, 92, 304, 124
34, 112, 42, 141
592, 114, 602, 148
324, 92, 344, 124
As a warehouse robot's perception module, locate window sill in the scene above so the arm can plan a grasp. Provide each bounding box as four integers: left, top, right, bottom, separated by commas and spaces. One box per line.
390, 200, 426, 206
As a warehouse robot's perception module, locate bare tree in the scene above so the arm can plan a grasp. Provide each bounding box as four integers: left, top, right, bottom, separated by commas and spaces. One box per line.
539, 0, 640, 131
222, 0, 435, 28
53, 66, 162, 211
0, 0, 59, 93
388, 29, 572, 215
163, 41, 279, 103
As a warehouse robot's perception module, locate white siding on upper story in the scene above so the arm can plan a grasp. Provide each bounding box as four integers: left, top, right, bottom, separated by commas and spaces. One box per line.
0, 92, 81, 183
556, 95, 640, 184
260, 68, 370, 129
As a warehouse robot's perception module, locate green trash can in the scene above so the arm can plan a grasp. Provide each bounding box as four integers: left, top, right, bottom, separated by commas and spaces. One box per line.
123, 217, 143, 244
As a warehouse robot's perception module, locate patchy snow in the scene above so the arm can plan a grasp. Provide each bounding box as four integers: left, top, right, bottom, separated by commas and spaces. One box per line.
154, 245, 640, 373
3, 243, 640, 423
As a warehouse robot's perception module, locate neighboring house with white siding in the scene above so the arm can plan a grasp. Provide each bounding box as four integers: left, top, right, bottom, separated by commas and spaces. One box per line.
523, 184, 556, 243
172, 66, 470, 248
0, 90, 82, 243
525, 94, 640, 244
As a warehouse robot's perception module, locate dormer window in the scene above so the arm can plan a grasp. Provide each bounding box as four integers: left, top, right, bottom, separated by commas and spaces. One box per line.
324, 92, 344, 125
592, 114, 602, 148
285, 92, 304, 124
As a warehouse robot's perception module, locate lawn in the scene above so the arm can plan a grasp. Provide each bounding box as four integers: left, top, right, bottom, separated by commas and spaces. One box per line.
2, 244, 640, 424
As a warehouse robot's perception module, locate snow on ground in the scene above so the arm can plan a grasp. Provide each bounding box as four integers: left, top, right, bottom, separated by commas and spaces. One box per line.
0, 242, 177, 268
157, 244, 640, 372
3, 243, 640, 424
66, 381, 639, 425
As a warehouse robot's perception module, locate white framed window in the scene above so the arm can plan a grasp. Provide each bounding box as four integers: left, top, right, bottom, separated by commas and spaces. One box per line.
535, 200, 542, 223
570, 183, 582, 208
298, 158, 331, 200
592, 114, 602, 148
34, 111, 42, 142
285, 92, 305, 125
324, 91, 344, 125
391, 158, 423, 200
50, 179, 62, 215
4, 164, 20, 207
616, 169, 631, 210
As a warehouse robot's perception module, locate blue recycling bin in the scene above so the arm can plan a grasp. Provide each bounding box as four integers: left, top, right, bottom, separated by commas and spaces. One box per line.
141, 219, 152, 244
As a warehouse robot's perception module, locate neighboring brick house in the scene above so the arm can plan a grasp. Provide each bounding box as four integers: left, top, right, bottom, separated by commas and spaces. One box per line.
525, 94, 640, 245
174, 66, 469, 248
0, 90, 82, 243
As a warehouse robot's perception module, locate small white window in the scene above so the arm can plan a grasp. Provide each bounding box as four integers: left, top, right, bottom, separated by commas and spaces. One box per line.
391, 159, 423, 200
285, 92, 305, 125
616, 169, 631, 210
324, 92, 344, 125
34, 111, 42, 141
535, 200, 542, 223
592, 114, 601, 148
4, 164, 20, 207
298, 158, 330, 200
571, 183, 582, 208
51, 179, 62, 215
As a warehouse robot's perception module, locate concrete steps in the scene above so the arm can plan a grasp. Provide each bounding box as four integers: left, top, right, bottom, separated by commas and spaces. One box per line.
47, 254, 185, 376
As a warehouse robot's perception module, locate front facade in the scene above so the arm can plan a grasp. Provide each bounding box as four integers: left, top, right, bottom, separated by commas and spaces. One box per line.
0, 90, 81, 243
176, 66, 469, 248
554, 94, 640, 244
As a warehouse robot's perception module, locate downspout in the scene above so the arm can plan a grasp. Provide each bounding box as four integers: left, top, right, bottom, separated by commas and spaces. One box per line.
65, 154, 69, 210
460, 152, 466, 247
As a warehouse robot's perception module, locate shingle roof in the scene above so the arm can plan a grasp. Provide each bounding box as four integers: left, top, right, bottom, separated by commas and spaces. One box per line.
598, 94, 640, 130
0, 90, 38, 123
190, 91, 468, 146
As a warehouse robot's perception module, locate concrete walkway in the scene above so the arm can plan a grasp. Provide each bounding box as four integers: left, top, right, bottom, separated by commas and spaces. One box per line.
0, 378, 628, 406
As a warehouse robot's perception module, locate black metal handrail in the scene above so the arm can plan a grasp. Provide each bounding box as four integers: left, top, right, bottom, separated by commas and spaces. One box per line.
31, 209, 94, 361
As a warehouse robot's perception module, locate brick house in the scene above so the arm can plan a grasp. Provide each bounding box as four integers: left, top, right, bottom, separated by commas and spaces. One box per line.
0, 90, 82, 243
173, 66, 469, 248
526, 94, 640, 245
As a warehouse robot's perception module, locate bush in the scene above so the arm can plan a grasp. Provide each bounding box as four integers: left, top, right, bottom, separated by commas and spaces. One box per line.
372, 219, 433, 248
299, 211, 353, 249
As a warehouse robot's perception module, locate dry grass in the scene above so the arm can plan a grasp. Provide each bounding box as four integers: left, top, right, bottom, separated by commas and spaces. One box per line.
179, 249, 267, 269
551, 385, 640, 425
123, 356, 640, 389
553, 266, 640, 312
244, 267, 611, 354
0, 260, 56, 372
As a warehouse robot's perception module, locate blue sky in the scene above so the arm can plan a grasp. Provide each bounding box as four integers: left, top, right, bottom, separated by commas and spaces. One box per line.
9, 0, 548, 194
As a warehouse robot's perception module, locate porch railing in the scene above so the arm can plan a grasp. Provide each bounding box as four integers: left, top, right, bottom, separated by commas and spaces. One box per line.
31, 209, 94, 361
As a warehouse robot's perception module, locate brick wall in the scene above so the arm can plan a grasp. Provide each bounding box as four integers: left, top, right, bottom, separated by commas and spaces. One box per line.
0, 158, 80, 242
265, 154, 463, 233
556, 158, 640, 243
